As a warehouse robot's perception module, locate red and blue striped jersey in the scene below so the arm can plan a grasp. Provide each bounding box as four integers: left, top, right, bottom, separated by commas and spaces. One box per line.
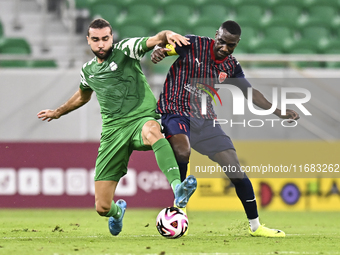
156, 35, 251, 119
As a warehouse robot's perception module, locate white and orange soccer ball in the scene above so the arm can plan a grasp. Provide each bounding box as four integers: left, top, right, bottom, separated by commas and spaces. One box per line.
156, 206, 188, 238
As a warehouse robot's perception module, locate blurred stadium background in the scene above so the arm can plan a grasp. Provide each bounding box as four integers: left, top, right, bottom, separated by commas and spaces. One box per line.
0, 0, 339, 212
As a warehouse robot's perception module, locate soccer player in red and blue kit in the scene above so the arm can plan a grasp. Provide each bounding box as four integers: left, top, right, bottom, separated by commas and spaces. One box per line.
151, 20, 300, 237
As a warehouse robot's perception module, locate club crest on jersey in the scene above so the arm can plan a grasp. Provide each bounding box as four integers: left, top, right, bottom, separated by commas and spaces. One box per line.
219, 72, 227, 83
109, 61, 118, 71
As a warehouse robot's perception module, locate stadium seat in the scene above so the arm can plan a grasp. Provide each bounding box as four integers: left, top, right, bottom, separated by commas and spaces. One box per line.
0, 59, 57, 68
161, 0, 201, 8
233, 0, 273, 8
75, 0, 93, 9
263, 26, 295, 52
265, 5, 303, 29
126, 4, 158, 19
289, 39, 319, 54
162, 5, 193, 20
117, 25, 151, 40
234, 5, 265, 29
268, 0, 306, 9
238, 26, 259, 53
192, 26, 216, 38
0, 37, 31, 55
155, 22, 188, 37
304, 5, 339, 29
304, 0, 340, 9
190, 17, 224, 34
249, 40, 284, 54
0, 21, 4, 37
298, 25, 331, 53
89, 4, 121, 27
199, 5, 230, 21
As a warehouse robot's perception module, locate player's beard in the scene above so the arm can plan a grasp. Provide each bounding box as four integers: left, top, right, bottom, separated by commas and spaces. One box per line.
92, 46, 112, 61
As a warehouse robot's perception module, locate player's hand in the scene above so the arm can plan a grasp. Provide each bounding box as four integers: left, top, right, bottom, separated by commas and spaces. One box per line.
151, 47, 171, 64
37, 109, 59, 122
278, 109, 300, 123
166, 32, 190, 47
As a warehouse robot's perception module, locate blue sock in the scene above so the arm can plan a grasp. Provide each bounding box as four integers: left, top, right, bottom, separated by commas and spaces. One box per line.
231, 177, 258, 220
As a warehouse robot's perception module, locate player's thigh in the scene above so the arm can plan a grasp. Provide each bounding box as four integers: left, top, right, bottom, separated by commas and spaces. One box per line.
161, 114, 190, 138
191, 121, 235, 159
95, 127, 132, 182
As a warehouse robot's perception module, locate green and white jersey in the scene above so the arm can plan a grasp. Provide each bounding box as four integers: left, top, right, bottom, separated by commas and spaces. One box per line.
79, 37, 160, 127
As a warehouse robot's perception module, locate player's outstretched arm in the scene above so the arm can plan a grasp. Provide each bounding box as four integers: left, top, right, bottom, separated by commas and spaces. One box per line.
146, 30, 190, 49
37, 88, 93, 122
252, 88, 300, 122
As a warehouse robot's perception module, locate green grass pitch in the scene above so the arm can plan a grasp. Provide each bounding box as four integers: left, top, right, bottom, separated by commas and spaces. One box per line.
0, 209, 339, 255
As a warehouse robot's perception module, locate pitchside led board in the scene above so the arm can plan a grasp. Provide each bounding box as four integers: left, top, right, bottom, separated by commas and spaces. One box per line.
188, 141, 340, 211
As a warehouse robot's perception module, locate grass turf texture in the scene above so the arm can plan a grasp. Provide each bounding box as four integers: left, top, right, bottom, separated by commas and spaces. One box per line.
0, 209, 339, 255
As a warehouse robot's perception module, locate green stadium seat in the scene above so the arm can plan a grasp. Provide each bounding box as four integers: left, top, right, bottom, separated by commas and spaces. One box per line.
305, 0, 340, 9
234, 5, 265, 29
127, 4, 158, 19
289, 41, 318, 54
249, 40, 284, 54
298, 25, 331, 52
89, 4, 121, 27
117, 25, 150, 40
265, 5, 303, 29
192, 26, 216, 38
238, 26, 259, 53
190, 17, 223, 34
268, 0, 307, 9
30, 60, 57, 68
161, 0, 201, 8
0, 59, 57, 68
199, 5, 230, 21
75, 0, 94, 9
263, 26, 295, 52
155, 22, 188, 37
162, 5, 193, 20
232, 0, 274, 9
304, 5, 339, 28
0, 37, 31, 55
0, 21, 4, 37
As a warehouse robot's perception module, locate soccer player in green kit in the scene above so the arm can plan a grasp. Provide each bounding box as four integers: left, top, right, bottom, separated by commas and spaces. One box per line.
37, 18, 197, 236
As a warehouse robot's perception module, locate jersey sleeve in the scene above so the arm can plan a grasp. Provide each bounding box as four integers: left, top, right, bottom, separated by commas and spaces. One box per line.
79, 69, 92, 91
113, 37, 150, 60
165, 35, 196, 58
230, 60, 252, 97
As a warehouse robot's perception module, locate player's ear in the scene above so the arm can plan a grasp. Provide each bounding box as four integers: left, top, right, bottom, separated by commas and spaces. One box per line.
86, 36, 90, 45
215, 30, 218, 38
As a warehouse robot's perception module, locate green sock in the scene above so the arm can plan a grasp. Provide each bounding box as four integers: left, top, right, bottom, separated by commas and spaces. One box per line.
105, 201, 122, 219
152, 138, 181, 193
171, 179, 181, 193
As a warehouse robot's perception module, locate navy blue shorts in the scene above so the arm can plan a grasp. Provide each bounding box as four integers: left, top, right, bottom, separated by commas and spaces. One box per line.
161, 114, 235, 159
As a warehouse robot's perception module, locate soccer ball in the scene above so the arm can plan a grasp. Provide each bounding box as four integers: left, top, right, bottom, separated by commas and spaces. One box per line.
156, 206, 188, 238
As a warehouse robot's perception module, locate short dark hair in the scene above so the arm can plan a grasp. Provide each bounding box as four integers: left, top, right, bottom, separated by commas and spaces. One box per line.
221, 20, 241, 36
88, 18, 113, 36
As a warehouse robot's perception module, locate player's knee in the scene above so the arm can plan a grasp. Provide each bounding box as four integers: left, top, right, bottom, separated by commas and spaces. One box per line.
146, 125, 162, 142
229, 171, 247, 184
95, 202, 111, 216
175, 148, 190, 163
